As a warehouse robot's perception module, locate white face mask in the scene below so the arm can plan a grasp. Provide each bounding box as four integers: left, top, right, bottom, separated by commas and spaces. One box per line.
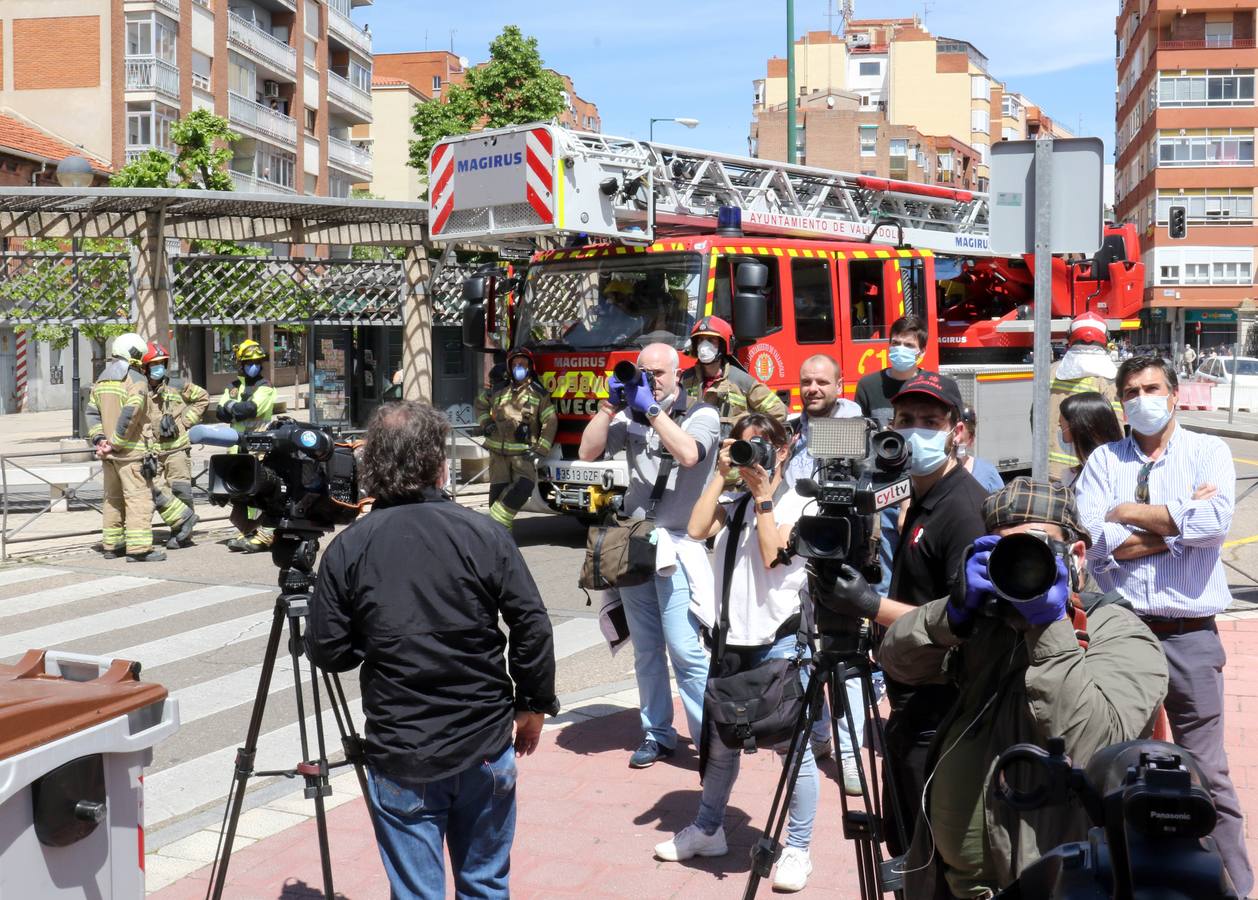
696, 340, 720, 364
1058, 428, 1074, 456
1124, 394, 1173, 436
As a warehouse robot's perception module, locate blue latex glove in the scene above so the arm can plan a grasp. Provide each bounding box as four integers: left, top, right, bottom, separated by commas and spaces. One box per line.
1013, 556, 1071, 627
628, 372, 656, 416
947, 534, 1000, 628
606, 373, 631, 409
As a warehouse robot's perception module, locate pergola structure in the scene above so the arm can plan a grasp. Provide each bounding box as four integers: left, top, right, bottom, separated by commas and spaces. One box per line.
0, 187, 445, 403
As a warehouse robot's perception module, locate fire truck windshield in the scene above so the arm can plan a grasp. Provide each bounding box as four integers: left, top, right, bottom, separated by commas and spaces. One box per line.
518, 253, 704, 351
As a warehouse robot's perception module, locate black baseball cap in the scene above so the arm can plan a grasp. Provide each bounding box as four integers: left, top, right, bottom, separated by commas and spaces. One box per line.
891, 371, 964, 415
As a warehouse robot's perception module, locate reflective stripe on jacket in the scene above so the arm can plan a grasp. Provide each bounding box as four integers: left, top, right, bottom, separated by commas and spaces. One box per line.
483, 381, 557, 457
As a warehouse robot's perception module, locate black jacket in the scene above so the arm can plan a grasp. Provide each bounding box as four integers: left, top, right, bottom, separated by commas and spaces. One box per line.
306, 487, 557, 782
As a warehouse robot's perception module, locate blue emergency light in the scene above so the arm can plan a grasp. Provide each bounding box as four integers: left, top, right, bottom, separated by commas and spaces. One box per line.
716, 206, 743, 238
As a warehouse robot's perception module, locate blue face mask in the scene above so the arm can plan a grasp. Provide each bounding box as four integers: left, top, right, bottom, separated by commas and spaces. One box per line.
898, 427, 950, 476
148, 364, 167, 381
512, 365, 529, 382
888, 345, 920, 372
244, 363, 262, 379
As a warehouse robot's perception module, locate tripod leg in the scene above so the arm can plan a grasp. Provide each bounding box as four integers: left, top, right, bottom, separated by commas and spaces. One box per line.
741, 663, 827, 900
208, 599, 287, 900
323, 670, 374, 810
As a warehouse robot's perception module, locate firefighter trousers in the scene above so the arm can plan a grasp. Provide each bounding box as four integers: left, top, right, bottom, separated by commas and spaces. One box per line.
110, 458, 156, 555
100, 458, 125, 551
488, 453, 537, 530
150, 464, 192, 531
162, 448, 195, 508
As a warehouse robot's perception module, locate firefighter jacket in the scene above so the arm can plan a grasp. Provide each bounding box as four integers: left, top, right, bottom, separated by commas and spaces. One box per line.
479, 380, 557, 458
680, 361, 787, 433
86, 361, 151, 456
1047, 354, 1120, 480
150, 381, 210, 453
216, 377, 277, 436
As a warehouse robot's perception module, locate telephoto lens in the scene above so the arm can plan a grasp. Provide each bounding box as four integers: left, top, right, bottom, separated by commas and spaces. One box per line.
729, 436, 775, 473
612, 360, 639, 385
986, 532, 1060, 602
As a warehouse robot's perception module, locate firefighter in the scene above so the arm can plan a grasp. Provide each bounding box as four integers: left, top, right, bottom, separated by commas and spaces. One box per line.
1047, 312, 1122, 483
216, 339, 278, 552
679, 316, 787, 436
85, 332, 166, 562
140, 342, 204, 549
479, 348, 557, 530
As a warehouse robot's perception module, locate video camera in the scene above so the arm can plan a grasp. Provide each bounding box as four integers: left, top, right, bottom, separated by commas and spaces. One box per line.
992, 738, 1236, 899
199, 419, 361, 533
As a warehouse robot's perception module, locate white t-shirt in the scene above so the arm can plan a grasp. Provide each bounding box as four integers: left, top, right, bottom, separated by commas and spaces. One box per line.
704, 486, 811, 646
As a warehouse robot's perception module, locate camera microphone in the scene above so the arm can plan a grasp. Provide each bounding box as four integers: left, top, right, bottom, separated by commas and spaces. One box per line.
794, 478, 820, 498
189, 423, 242, 448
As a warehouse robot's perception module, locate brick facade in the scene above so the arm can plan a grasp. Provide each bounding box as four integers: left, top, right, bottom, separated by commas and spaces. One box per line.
12, 16, 101, 90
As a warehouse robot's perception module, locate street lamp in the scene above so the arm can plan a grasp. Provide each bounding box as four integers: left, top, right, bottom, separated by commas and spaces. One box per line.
55, 154, 95, 189
649, 117, 700, 142
56, 153, 95, 438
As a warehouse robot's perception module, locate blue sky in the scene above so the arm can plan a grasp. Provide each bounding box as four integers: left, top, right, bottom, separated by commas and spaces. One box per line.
357, 1, 1117, 158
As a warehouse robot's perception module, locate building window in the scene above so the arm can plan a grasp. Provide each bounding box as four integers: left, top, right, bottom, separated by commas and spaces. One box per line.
859, 61, 881, 77
973, 142, 989, 165
126, 13, 177, 62
1205, 22, 1234, 48
971, 75, 987, 99
890, 138, 908, 178
1158, 131, 1255, 167
1159, 264, 1179, 283
859, 125, 878, 156
971, 109, 989, 132
304, 107, 317, 134
349, 60, 371, 92
1214, 261, 1251, 283
1184, 263, 1211, 284
792, 258, 835, 343
229, 54, 256, 98
126, 101, 177, 151
1002, 126, 1018, 141
191, 51, 211, 92
1158, 70, 1255, 108
304, 0, 320, 37
1001, 95, 1022, 118
257, 145, 296, 189
432, 75, 442, 93
1156, 190, 1254, 223
848, 259, 886, 341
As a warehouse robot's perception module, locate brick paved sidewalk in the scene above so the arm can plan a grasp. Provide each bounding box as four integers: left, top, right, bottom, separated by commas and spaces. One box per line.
151, 619, 1258, 899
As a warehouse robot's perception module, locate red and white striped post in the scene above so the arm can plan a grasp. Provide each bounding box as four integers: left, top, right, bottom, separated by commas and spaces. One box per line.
14, 330, 28, 412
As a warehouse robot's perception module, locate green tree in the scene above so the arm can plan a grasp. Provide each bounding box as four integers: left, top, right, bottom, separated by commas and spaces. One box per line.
408, 25, 565, 177
110, 109, 240, 190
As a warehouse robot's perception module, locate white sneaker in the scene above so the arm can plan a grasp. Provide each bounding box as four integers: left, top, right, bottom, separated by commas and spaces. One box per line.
654, 824, 728, 861
841, 755, 863, 796
773, 846, 813, 892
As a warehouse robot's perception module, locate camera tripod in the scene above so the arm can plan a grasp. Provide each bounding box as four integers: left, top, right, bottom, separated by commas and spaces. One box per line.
204, 526, 372, 900
742, 624, 907, 900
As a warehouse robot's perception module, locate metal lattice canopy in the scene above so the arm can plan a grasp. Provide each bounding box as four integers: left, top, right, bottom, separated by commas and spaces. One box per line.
0, 187, 427, 246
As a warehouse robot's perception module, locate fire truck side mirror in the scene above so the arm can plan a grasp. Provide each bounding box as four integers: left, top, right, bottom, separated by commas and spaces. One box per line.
462, 276, 487, 303
732, 261, 770, 342
461, 303, 486, 350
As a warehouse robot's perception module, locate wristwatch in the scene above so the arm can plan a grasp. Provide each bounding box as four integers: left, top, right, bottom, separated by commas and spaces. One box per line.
756, 499, 774, 513
645, 403, 662, 419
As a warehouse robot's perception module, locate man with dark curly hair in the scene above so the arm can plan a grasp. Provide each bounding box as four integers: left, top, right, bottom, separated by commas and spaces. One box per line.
307, 400, 558, 899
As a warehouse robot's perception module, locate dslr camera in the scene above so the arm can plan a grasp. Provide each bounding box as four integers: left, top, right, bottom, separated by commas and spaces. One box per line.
729, 436, 777, 477
207, 419, 360, 533
993, 738, 1236, 899
611, 359, 656, 400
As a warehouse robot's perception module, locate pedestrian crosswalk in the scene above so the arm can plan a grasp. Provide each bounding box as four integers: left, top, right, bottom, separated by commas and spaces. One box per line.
0, 560, 610, 848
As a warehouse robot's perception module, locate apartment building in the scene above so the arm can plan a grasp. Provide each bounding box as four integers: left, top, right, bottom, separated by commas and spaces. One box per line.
750, 20, 1069, 189
0, 0, 374, 197
366, 50, 600, 202
1114, 0, 1258, 350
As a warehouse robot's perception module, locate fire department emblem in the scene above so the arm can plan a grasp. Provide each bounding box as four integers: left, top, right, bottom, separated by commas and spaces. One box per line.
748, 345, 784, 383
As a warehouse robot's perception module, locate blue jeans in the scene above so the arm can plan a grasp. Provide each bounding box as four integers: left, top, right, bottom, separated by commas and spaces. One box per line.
874, 505, 899, 597
696, 635, 818, 849
619, 559, 709, 749
366, 744, 517, 899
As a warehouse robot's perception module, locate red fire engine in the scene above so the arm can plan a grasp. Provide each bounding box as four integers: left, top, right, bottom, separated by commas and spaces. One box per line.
433, 123, 1143, 517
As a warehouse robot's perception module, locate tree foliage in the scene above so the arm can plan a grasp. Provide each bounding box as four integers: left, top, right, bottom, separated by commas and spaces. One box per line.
110, 109, 240, 190
408, 25, 566, 177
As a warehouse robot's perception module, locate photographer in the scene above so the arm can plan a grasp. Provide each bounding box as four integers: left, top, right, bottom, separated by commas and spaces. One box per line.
876, 479, 1168, 898
579, 342, 720, 769
307, 401, 558, 898
653, 413, 815, 893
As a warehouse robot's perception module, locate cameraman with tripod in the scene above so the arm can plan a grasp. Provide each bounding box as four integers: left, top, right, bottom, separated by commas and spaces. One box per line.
877, 479, 1168, 898
653, 412, 816, 892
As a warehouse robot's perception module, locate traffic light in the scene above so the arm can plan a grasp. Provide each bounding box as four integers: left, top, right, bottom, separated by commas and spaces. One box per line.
1169, 205, 1187, 239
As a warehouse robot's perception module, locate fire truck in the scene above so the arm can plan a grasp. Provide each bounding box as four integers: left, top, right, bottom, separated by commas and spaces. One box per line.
431, 123, 1144, 519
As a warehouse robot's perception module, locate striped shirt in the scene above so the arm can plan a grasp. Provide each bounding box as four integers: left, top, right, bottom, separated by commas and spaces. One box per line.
1074, 423, 1235, 618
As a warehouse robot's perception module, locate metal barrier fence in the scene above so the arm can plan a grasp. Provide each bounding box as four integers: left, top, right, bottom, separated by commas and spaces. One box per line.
0, 448, 229, 560
446, 425, 490, 499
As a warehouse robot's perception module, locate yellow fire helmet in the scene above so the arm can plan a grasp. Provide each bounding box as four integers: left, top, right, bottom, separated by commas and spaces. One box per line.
234, 339, 267, 364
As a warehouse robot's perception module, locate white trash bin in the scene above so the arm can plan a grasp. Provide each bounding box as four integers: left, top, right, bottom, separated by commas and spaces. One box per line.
0, 649, 179, 899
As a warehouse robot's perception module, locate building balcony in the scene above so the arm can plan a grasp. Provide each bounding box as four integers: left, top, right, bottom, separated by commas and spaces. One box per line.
229, 170, 297, 194
126, 145, 170, 164
227, 11, 298, 78
126, 56, 180, 100
327, 135, 373, 179
154, 0, 180, 17
327, 1, 372, 57
1158, 38, 1258, 51
327, 71, 373, 123
228, 91, 298, 146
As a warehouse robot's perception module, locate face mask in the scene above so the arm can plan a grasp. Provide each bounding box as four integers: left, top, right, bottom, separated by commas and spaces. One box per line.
888, 345, 919, 372
1124, 394, 1172, 436
244, 363, 262, 379
148, 364, 167, 381
954, 442, 968, 460
899, 427, 950, 476
512, 365, 528, 382
696, 340, 720, 365
1058, 428, 1074, 456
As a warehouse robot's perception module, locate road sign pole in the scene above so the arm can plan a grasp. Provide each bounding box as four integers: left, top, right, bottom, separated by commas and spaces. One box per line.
1229, 335, 1239, 425
786, 0, 797, 165
1031, 138, 1053, 481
